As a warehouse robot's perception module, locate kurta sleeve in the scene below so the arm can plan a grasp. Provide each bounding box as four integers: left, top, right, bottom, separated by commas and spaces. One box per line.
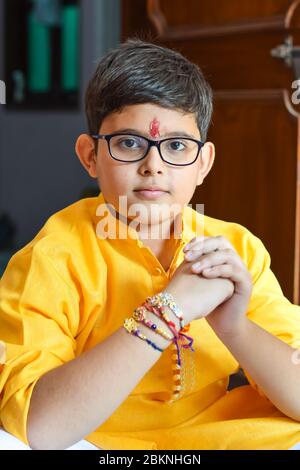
0, 244, 79, 445
243, 232, 300, 395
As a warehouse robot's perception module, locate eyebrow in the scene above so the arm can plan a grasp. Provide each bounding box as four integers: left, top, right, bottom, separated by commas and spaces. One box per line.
110, 128, 199, 139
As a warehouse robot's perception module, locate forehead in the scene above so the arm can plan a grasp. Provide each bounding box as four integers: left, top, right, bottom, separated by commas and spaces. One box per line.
100, 103, 199, 137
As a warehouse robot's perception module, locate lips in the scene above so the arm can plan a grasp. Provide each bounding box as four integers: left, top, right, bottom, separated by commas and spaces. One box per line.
133, 187, 169, 200
134, 187, 168, 192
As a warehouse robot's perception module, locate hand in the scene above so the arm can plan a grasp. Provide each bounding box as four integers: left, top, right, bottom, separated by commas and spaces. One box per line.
183, 235, 253, 336
165, 256, 234, 326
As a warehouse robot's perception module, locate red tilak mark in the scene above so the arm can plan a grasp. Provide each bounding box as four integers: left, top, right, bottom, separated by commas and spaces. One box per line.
149, 118, 160, 138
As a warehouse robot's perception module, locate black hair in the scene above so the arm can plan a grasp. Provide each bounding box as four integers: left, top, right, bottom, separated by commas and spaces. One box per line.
85, 38, 213, 142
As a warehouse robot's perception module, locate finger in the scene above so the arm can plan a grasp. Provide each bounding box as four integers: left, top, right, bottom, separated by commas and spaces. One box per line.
190, 251, 244, 274
187, 248, 237, 265
200, 263, 250, 288
183, 236, 205, 252
184, 235, 233, 255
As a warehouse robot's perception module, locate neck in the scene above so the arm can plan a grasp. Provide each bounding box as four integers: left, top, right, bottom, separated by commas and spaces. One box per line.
109, 203, 183, 258
138, 214, 183, 261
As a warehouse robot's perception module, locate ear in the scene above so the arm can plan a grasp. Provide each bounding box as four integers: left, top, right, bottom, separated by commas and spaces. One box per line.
75, 134, 98, 178
196, 141, 215, 186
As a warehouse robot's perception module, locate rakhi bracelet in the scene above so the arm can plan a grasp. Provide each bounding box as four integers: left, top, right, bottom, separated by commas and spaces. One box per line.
146, 292, 185, 330
133, 306, 174, 341
125, 295, 196, 403
169, 325, 195, 368
142, 301, 179, 338
143, 299, 195, 367
123, 317, 164, 353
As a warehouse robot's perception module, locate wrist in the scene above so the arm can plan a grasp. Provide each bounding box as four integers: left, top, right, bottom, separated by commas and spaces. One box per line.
207, 313, 250, 343
161, 288, 193, 326
138, 308, 179, 350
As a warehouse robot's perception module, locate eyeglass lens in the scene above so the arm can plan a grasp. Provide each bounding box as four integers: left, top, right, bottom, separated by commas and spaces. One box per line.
109, 134, 199, 165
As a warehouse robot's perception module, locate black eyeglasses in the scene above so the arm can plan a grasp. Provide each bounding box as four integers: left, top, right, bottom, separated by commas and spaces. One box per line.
91, 132, 204, 167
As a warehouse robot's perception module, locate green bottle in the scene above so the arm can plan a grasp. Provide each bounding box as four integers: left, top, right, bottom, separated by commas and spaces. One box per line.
27, 10, 51, 93
61, 5, 79, 91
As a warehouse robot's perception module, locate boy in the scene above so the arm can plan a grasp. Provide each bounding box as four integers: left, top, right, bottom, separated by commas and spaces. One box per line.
1, 38, 300, 450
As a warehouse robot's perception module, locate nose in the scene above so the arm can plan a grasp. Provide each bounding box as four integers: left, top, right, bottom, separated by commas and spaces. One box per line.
138, 144, 164, 175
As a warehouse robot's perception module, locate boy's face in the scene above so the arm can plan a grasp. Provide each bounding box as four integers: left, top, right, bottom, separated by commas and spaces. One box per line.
76, 103, 215, 228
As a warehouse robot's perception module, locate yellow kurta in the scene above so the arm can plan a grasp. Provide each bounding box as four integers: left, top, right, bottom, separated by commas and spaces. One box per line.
1, 192, 300, 450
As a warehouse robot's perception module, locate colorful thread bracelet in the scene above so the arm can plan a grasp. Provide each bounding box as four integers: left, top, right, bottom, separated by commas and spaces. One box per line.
123, 317, 164, 353
146, 292, 196, 402
125, 293, 196, 403
144, 296, 195, 368
142, 301, 179, 338
146, 292, 185, 330
133, 305, 174, 341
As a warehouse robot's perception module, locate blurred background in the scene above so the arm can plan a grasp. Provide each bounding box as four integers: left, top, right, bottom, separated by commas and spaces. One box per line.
1, 0, 300, 306
0, 0, 120, 273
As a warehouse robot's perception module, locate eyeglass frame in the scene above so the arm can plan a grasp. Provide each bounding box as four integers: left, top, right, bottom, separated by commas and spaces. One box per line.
91, 132, 205, 167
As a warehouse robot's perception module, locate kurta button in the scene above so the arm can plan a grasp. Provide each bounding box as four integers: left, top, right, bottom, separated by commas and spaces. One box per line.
154, 267, 162, 274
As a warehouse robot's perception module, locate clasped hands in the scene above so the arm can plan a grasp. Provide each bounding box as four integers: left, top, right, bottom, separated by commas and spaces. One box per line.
183, 235, 253, 336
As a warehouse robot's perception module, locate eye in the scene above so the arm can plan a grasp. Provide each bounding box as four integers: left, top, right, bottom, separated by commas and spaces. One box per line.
115, 136, 145, 149
119, 138, 139, 148
168, 140, 186, 151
